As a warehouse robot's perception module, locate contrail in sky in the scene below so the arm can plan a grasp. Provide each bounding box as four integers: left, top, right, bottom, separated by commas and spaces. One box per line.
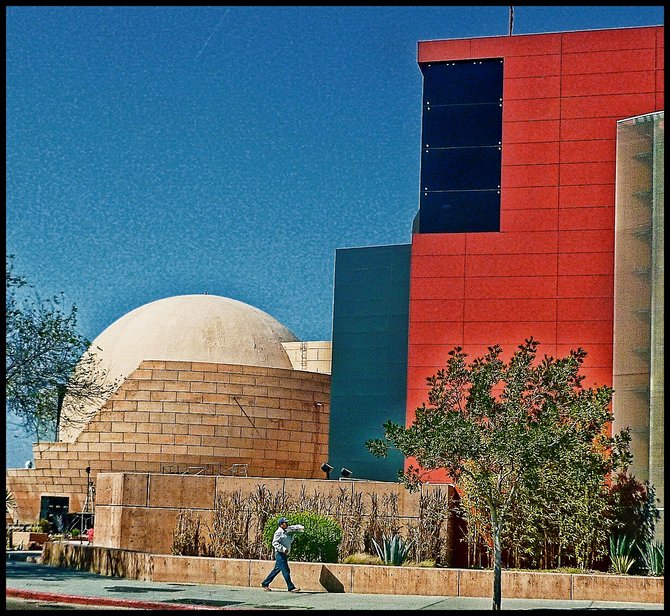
195, 7, 231, 60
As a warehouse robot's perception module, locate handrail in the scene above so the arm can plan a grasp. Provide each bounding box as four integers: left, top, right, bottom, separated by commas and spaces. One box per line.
160, 463, 248, 477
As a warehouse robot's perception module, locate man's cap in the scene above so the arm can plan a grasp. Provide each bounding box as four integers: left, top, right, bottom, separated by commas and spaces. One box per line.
278, 517, 289, 525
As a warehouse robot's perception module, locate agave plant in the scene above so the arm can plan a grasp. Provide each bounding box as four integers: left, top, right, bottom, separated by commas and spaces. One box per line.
609, 534, 637, 575
641, 540, 664, 576
51, 513, 66, 534
371, 534, 413, 566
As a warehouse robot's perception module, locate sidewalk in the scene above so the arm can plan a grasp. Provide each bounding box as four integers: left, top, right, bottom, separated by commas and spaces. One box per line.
5, 552, 664, 611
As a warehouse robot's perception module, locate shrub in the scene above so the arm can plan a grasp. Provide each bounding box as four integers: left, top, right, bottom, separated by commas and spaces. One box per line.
263, 512, 342, 563
608, 474, 660, 549
609, 534, 637, 575
372, 534, 413, 566
553, 567, 584, 574
641, 541, 664, 576
36, 518, 51, 533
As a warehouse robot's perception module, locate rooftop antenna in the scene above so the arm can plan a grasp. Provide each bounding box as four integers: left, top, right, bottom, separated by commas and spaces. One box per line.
508, 6, 514, 36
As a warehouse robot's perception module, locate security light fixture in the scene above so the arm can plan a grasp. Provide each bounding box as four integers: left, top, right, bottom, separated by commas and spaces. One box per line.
321, 463, 333, 479
340, 467, 352, 479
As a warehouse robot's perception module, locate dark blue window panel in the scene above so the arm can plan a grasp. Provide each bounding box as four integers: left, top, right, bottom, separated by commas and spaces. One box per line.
329, 245, 411, 482
419, 191, 500, 233
418, 58, 504, 233
421, 146, 501, 192
420, 59, 503, 106
422, 103, 502, 148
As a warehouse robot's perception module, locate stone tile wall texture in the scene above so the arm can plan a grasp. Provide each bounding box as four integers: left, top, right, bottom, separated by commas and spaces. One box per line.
6, 360, 330, 523
408, 26, 664, 483
282, 341, 332, 375
94, 472, 454, 555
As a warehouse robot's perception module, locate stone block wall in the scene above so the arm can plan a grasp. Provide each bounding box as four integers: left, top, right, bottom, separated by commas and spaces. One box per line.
282, 341, 332, 374
6, 468, 91, 523
6, 360, 330, 523
94, 473, 455, 556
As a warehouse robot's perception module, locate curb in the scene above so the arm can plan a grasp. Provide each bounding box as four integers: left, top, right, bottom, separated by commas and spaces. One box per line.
5, 550, 42, 562
6, 588, 224, 610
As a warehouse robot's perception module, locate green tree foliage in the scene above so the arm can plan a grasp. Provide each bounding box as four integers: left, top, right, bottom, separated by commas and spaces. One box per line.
6, 255, 118, 442
608, 473, 660, 546
366, 338, 631, 610
607, 472, 661, 573
263, 512, 343, 563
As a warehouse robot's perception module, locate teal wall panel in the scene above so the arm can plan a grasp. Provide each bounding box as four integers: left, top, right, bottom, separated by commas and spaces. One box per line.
328, 244, 410, 481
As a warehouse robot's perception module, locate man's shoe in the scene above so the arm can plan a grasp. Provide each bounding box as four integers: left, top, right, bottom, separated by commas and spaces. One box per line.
261, 585, 271, 592
288, 588, 301, 593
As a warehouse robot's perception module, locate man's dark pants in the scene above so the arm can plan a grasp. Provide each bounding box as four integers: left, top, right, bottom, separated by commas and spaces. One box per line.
261, 551, 296, 590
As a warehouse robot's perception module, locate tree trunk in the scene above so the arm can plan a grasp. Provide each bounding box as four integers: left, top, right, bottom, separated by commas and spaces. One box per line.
55, 384, 66, 441
492, 515, 502, 610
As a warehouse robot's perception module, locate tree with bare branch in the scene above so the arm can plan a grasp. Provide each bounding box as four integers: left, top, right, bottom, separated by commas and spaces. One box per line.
366, 338, 631, 610
6, 255, 118, 442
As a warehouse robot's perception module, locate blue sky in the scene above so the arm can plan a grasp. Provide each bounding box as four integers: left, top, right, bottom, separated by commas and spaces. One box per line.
5, 6, 664, 466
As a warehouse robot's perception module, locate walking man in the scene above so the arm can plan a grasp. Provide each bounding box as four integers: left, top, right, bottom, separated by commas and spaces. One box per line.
261, 517, 305, 592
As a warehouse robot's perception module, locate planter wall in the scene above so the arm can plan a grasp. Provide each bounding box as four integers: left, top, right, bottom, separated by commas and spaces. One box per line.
94, 472, 455, 557
11, 532, 49, 549
41, 542, 664, 604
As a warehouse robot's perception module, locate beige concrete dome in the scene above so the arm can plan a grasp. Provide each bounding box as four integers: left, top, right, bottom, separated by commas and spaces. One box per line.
59, 294, 299, 441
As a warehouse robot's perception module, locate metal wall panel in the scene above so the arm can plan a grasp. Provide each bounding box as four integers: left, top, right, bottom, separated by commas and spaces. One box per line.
328, 245, 410, 482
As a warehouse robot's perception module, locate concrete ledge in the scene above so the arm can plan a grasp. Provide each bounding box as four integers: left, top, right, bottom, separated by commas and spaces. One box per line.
460, 568, 574, 599
5, 550, 43, 562
41, 543, 664, 603
573, 573, 664, 604
351, 564, 458, 596
11, 532, 49, 549
152, 554, 246, 586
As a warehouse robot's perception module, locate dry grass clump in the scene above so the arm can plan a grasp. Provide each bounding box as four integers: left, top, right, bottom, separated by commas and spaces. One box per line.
172, 484, 453, 566
172, 509, 204, 556
207, 492, 254, 558
407, 488, 452, 566
342, 552, 383, 565
335, 488, 366, 559
364, 492, 400, 555
402, 559, 437, 568
249, 485, 288, 559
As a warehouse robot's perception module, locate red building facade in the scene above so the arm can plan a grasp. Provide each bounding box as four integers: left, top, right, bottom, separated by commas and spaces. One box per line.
406, 26, 664, 481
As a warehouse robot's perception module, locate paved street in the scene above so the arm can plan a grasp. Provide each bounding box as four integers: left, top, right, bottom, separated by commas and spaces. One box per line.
6, 598, 134, 610
5, 553, 664, 611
